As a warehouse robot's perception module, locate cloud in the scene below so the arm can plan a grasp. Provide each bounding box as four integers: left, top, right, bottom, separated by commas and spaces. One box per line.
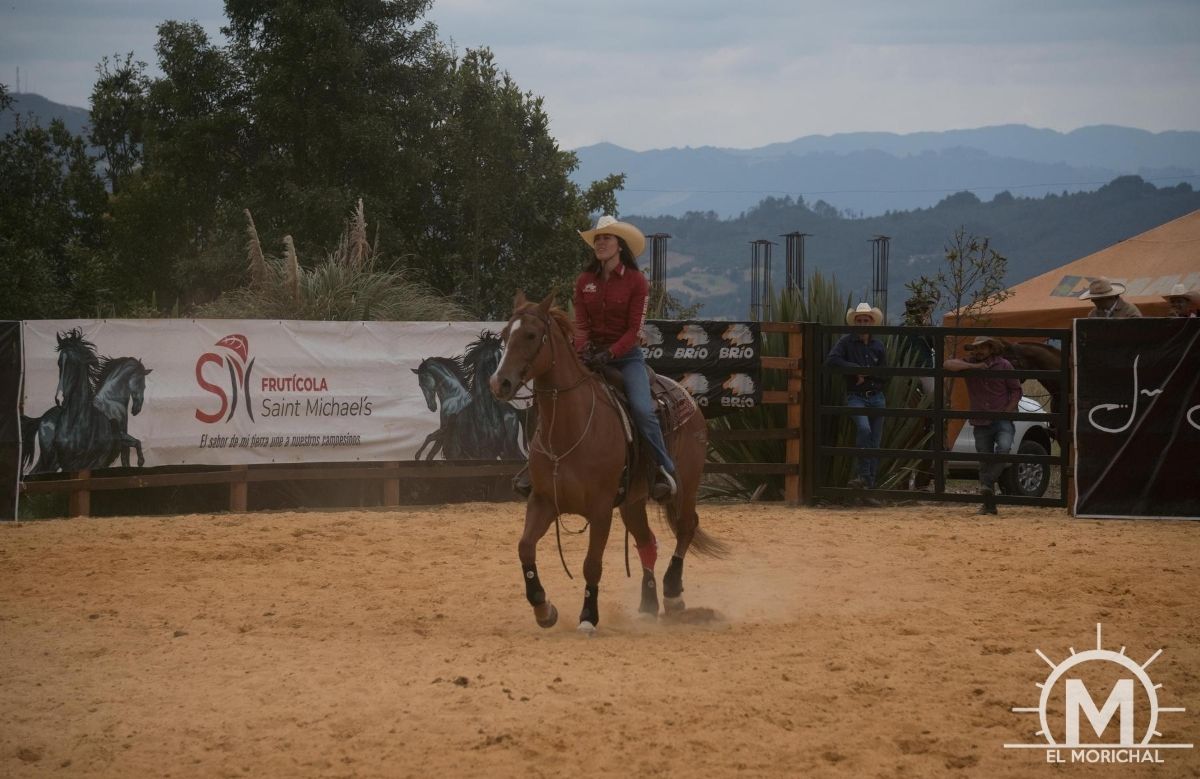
3, 0, 1197, 149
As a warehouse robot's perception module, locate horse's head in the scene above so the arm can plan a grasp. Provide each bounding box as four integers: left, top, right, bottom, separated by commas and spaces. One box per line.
490, 290, 568, 401
412, 361, 440, 411
129, 364, 152, 415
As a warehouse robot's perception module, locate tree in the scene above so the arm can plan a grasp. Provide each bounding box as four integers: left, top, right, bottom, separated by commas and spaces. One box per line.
904, 227, 1013, 330
89, 53, 150, 194
0, 84, 108, 319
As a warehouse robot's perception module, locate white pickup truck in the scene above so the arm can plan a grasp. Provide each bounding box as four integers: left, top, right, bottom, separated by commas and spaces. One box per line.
947, 395, 1054, 497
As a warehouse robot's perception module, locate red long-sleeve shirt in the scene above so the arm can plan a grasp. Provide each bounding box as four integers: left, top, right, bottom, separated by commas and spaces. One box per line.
572, 263, 648, 358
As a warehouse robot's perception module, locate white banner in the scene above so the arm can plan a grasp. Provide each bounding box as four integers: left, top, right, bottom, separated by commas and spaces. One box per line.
20, 320, 528, 474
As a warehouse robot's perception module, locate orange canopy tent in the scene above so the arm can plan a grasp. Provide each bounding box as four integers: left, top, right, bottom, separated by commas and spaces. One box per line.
962, 208, 1200, 328
937, 210, 1200, 459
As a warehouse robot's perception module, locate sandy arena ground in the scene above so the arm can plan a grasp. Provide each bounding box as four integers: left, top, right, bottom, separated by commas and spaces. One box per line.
2, 502, 1198, 778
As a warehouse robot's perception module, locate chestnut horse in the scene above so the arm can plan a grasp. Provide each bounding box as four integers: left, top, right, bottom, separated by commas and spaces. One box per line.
489, 292, 725, 632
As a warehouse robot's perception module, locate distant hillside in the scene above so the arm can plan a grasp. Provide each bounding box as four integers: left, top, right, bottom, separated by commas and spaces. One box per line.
629, 176, 1200, 320
2, 93, 91, 140
574, 125, 1200, 218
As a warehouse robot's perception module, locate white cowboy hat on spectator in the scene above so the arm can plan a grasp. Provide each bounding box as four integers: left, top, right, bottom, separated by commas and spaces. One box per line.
579, 215, 645, 258
1162, 282, 1200, 305
964, 335, 1006, 351
1079, 277, 1126, 299
845, 302, 883, 326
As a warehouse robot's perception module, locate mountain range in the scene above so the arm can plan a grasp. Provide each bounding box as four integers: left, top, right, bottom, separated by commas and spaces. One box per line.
574, 126, 1200, 218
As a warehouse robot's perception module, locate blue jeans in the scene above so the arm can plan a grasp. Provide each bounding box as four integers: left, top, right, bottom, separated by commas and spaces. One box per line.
611, 351, 676, 475
973, 419, 1014, 490
846, 391, 885, 486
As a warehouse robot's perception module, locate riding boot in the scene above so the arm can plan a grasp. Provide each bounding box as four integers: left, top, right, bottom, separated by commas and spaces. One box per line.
978, 486, 998, 515
512, 465, 532, 499
651, 466, 677, 502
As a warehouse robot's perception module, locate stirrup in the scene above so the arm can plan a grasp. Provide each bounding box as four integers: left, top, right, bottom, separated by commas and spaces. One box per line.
651, 467, 677, 502
513, 467, 532, 499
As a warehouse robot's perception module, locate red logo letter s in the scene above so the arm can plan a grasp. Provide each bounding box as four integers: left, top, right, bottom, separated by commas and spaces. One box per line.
195, 353, 228, 423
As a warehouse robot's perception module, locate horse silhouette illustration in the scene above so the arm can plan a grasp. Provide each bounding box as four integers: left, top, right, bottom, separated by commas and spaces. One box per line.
21, 329, 152, 474
412, 331, 526, 461
721, 323, 754, 346
679, 324, 710, 347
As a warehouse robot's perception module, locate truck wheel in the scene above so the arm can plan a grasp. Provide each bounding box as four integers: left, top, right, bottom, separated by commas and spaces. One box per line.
1000, 440, 1050, 497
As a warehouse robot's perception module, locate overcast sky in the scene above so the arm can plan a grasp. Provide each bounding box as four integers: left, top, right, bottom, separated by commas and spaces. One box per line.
3, 0, 1198, 151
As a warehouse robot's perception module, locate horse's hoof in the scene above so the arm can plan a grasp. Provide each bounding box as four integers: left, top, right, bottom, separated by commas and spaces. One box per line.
577, 621, 596, 634
663, 596, 685, 614
535, 603, 558, 629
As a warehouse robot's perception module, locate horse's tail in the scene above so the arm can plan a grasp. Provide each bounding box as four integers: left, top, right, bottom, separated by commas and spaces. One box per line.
20, 414, 39, 471
661, 500, 730, 559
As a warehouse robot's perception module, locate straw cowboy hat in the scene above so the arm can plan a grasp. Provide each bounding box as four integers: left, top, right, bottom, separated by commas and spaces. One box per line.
845, 302, 883, 326
1078, 277, 1126, 300
964, 335, 1006, 351
579, 215, 645, 258
1162, 282, 1200, 305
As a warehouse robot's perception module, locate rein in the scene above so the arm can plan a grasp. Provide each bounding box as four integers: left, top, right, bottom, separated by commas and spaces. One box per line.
511, 308, 603, 579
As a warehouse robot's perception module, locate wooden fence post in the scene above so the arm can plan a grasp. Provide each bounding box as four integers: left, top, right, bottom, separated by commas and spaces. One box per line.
229, 465, 248, 512
383, 462, 401, 506
68, 470, 91, 517
785, 329, 803, 505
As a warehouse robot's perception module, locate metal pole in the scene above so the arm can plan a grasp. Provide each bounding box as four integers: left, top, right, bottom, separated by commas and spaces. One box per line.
649, 232, 670, 315
870, 235, 891, 321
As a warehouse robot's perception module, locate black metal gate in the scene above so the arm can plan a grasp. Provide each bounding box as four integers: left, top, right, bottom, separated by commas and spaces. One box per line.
805, 324, 1071, 508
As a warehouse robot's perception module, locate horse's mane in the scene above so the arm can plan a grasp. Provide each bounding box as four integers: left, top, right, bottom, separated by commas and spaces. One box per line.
56, 328, 101, 388
548, 307, 574, 342
93, 356, 143, 392
462, 330, 503, 378
420, 355, 469, 384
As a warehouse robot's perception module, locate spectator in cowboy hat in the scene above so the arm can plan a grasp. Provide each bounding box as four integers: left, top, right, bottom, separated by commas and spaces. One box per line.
944, 335, 1022, 515
1162, 283, 1200, 318
826, 302, 887, 491
1079, 277, 1141, 319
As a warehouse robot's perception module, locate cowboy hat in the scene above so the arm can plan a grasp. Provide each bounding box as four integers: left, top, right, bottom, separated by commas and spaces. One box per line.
1078, 277, 1126, 300
964, 335, 1006, 351
1162, 283, 1200, 305
845, 302, 883, 326
579, 215, 645, 258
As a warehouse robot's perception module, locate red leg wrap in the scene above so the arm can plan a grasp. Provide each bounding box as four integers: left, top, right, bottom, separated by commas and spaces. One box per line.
636, 534, 658, 571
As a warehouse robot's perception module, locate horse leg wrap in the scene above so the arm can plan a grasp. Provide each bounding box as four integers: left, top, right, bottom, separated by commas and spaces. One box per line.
639, 568, 659, 616
579, 585, 600, 628
522, 563, 546, 606
663, 555, 685, 599
636, 534, 658, 571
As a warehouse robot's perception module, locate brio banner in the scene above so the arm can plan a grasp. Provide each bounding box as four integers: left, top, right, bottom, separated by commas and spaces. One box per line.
1073, 317, 1200, 519
641, 321, 761, 416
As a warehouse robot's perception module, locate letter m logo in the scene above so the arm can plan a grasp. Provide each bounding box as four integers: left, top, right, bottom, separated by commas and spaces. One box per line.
1065, 678, 1134, 745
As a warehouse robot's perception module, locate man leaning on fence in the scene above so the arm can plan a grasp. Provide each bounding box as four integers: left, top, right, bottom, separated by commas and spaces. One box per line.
826, 303, 887, 490
943, 336, 1022, 515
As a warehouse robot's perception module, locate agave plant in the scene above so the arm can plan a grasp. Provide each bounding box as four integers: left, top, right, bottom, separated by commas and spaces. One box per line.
196, 201, 471, 322
706, 272, 931, 500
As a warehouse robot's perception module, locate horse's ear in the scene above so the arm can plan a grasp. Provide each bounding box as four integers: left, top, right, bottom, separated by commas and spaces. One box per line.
142, 368, 153, 376
512, 290, 528, 310
410, 367, 419, 374
538, 290, 556, 314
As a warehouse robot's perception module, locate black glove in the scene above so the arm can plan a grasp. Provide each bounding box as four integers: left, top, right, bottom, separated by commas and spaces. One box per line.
586, 348, 612, 368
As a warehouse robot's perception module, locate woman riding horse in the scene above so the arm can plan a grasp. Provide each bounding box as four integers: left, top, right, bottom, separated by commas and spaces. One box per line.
514, 215, 677, 501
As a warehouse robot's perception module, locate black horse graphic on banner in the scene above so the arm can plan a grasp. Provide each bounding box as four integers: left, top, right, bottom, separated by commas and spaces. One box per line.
412, 331, 526, 460
21, 328, 152, 474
